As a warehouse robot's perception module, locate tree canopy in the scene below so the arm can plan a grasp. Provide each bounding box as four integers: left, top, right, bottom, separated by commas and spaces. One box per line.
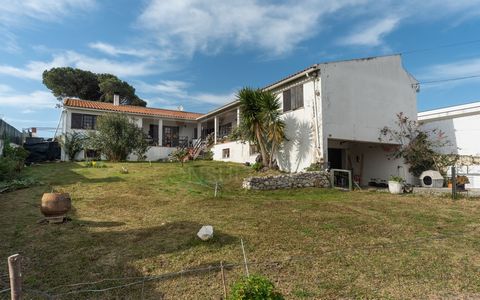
42, 67, 147, 107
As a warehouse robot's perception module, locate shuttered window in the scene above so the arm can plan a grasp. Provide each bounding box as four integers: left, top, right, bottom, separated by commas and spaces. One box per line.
283, 89, 291, 112
282, 84, 303, 112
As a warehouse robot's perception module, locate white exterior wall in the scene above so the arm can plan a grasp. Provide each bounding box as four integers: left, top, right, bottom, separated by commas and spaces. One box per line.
61, 107, 196, 161
212, 141, 257, 164
420, 107, 480, 188
321, 55, 417, 144
275, 79, 318, 172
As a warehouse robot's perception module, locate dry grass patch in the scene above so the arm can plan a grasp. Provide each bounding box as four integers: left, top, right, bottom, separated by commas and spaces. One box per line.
0, 161, 480, 299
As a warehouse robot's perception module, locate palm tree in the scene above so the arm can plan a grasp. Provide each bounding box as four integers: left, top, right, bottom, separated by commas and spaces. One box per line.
237, 88, 269, 166
261, 91, 286, 168
237, 87, 286, 168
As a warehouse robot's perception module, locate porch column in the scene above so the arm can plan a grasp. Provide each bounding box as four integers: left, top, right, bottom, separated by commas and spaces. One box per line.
236, 107, 240, 127
197, 122, 202, 140
214, 116, 218, 144
158, 119, 163, 147
136, 117, 143, 129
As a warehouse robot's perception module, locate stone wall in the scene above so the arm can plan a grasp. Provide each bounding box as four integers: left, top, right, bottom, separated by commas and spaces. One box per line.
242, 171, 331, 190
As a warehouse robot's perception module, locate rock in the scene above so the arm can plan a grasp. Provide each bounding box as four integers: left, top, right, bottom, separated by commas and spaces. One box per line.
197, 225, 214, 241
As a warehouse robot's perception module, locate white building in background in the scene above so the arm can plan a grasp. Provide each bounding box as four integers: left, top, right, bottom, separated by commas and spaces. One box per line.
59, 54, 419, 186
418, 102, 480, 188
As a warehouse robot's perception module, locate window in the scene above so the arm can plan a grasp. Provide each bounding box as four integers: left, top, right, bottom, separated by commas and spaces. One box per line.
249, 144, 258, 156
283, 84, 304, 112
71, 113, 97, 130
222, 148, 230, 159
162, 126, 179, 147
218, 122, 232, 138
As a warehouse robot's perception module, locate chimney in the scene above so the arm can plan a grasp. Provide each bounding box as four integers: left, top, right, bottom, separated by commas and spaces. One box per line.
113, 94, 120, 106
31, 127, 37, 137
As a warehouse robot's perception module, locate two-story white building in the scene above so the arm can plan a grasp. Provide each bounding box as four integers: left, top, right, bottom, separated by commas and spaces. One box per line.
59, 54, 418, 185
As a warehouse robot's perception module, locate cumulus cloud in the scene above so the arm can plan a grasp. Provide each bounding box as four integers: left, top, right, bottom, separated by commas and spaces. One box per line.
0, 86, 57, 109
0, 51, 158, 80
136, 0, 368, 57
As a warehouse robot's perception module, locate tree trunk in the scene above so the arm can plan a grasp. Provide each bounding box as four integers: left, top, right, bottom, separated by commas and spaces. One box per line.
269, 143, 276, 168
255, 124, 269, 166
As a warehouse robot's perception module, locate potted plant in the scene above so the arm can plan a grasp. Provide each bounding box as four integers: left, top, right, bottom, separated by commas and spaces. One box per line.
388, 176, 404, 194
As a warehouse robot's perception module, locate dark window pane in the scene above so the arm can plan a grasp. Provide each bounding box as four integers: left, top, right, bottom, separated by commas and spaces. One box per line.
295, 84, 304, 109
71, 113, 82, 129
283, 89, 291, 112
83, 115, 95, 129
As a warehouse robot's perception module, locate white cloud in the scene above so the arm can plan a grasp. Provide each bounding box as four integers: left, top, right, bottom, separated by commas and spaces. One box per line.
137, 79, 235, 108
0, 51, 158, 80
88, 42, 160, 58
137, 80, 189, 97
136, 0, 368, 57
421, 58, 480, 80
339, 16, 400, 47
0, 0, 96, 25
0, 87, 57, 109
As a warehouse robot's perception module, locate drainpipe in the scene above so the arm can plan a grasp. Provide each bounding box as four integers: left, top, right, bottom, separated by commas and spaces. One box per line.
308, 67, 321, 163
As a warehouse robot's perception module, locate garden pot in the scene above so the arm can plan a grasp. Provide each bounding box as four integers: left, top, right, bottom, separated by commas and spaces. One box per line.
41, 193, 71, 223
388, 181, 403, 194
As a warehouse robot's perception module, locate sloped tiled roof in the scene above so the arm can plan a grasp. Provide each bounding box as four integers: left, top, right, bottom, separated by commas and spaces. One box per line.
64, 98, 203, 120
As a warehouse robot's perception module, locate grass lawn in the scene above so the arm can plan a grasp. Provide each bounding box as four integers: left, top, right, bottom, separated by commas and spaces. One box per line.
1, 161, 480, 299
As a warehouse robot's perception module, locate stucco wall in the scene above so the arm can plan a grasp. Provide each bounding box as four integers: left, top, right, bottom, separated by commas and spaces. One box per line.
420, 113, 480, 188
274, 79, 318, 172
212, 141, 257, 164
421, 114, 480, 156
321, 55, 418, 144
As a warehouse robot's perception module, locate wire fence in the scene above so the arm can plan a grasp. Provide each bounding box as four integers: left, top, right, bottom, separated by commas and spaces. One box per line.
2, 231, 474, 299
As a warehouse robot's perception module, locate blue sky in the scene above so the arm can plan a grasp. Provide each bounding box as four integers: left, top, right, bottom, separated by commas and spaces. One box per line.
1, 0, 480, 137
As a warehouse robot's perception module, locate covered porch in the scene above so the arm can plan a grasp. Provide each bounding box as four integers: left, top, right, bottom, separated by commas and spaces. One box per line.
138, 117, 198, 148
197, 106, 240, 144
326, 139, 412, 187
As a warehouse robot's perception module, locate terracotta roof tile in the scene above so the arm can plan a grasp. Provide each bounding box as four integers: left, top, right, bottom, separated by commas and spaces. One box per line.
64, 98, 203, 120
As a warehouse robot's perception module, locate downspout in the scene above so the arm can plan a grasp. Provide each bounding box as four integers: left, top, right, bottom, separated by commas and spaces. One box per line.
308, 67, 322, 163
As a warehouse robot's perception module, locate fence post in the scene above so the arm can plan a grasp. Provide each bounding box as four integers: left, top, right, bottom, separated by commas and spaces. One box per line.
452, 166, 457, 200
8, 254, 22, 300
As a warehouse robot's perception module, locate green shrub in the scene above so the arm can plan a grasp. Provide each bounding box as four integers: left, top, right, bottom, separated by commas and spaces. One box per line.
251, 162, 263, 172
169, 149, 189, 166
389, 176, 404, 183
84, 160, 106, 168
229, 275, 284, 300
89, 113, 149, 161
305, 162, 322, 172
201, 150, 214, 160
0, 157, 17, 181
60, 132, 87, 161
3, 143, 29, 172
0, 177, 38, 193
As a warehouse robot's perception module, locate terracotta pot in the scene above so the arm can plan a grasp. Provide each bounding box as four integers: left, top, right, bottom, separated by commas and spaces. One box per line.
41, 193, 71, 218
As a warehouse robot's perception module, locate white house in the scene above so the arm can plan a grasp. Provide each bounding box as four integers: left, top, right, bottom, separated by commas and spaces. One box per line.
203, 54, 418, 185
418, 102, 480, 188
59, 97, 203, 161
59, 54, 418, 186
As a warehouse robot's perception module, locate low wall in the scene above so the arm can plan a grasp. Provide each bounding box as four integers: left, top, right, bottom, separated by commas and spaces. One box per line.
242, 171, 331, 190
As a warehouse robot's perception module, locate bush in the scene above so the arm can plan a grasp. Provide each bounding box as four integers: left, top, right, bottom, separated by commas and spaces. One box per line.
89, 113, 149, 161
169, 149, 189, 166
0, 157, 17, 181
84, 160, 106, 168
229, 275, 284, 300
389, 176, 404, 183
60, 132, 87, 161
251, 162, 263, 172
3, 143, 29, 172
305, 162, 322, 172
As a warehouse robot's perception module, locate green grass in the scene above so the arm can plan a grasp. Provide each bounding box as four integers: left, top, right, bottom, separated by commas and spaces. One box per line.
1, 161, 480, 299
